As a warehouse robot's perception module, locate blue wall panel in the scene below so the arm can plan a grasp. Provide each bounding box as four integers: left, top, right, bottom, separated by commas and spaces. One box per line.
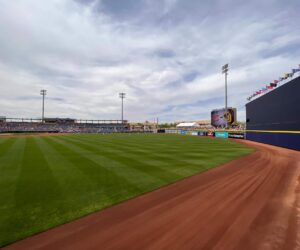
246, 76, 300, 131
246, 132, 300, 151
246, 76, 300, 150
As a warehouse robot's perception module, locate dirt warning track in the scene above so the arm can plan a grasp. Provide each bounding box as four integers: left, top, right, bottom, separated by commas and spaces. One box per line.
4, 140, 300, 250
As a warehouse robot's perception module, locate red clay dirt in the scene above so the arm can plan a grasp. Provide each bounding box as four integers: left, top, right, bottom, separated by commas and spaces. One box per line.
4, 140, 300, 250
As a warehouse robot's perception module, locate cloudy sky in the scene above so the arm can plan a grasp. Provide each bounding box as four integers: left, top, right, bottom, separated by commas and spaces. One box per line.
0, 0, 299, 122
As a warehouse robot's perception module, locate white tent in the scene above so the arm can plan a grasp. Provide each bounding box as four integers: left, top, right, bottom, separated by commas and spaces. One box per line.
176, 122, 200, 128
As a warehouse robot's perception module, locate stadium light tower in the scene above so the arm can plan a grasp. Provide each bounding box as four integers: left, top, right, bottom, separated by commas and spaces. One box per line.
40, 89, 47, 123
119, 92, 126, 123
222, 64, 229, 129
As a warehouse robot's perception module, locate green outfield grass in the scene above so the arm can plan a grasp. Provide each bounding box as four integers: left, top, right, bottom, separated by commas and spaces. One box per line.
0, 133, 254, 246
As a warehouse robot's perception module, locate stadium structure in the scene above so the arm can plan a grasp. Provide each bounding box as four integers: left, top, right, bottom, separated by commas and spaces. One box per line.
0, 117, 129, 133
246, 75, 300, 150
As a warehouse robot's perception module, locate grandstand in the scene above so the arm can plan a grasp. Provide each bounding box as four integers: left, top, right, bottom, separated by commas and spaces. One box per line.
0, 117, 129, 133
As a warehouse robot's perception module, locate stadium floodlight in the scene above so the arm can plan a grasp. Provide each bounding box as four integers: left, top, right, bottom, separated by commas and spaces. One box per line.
119, 92, 126, 123
222, 64, 229, 129
40, 89, 47, 123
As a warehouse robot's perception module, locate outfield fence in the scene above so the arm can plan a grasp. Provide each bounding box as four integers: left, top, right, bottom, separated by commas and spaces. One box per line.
163, 129, 245, 139
163, 128, 300, 151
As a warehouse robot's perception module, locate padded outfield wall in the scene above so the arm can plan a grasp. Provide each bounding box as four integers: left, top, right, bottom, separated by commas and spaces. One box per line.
246, 75, 300, 150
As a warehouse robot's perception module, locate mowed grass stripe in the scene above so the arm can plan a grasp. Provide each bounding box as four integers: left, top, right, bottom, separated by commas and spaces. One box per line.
50, 136, 165, 188
4, 137, 64, 246
35, 137, 139, 223
68, 135, 175, 156
34, 137, 108, 212
67, 134, 163, 156
68, 134, 218, 192
70, 134, 214, 155
0, 138, 26, 247
71, 134, 211, 155
70, 134, 178, 151
42, 137, 143, 204
69, 134, 126, 148
0, 138, 25, 201
0, 138, 16, 157
64, 135, 198, 171
62, 136, 185, 181
66, 135, 248, 177
0, 137, 9, 145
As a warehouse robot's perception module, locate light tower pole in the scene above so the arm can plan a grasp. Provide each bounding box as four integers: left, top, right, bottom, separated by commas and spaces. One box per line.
119, 92, 126, 123
222, 64, 229, 129
40, 89, 47, 123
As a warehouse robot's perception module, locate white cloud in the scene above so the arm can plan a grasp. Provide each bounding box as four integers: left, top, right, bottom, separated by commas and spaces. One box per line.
0, 0, 299, 122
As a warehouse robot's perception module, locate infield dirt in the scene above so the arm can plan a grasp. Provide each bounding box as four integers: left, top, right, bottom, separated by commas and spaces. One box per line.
4, 140, 300, 250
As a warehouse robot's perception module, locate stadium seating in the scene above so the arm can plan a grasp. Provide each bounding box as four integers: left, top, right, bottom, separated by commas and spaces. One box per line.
0, 122, 129, 133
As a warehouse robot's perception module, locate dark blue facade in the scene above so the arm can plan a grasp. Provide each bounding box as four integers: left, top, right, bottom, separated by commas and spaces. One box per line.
246, 132, 300, 151
246, 76, 300, 131
246, 75, 300, 151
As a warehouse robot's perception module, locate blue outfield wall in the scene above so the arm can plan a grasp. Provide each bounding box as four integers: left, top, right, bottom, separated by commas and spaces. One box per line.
246, 132, 300, 151
246, 75, 300, 150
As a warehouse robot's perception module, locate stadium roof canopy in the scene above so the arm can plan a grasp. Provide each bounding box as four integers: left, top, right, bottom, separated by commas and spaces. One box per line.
176, 122, 200, 128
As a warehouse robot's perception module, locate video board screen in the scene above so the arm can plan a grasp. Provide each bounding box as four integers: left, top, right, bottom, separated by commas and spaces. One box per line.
211, 108, 236, 127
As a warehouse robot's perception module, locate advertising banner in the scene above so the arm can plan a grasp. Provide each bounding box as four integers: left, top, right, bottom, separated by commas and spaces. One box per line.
215, 132, 229, 138
198, 131, 206, 136
228, 132, 245, 139
207, 132, 215, 137
166, 129, 179, 134
181, 130, 187, 135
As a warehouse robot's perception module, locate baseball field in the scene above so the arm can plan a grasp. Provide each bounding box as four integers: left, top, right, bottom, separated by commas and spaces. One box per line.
0, 133, 253, 247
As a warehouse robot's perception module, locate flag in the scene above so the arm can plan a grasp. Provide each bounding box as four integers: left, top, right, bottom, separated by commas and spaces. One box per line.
267, 84, 273, 90
270, 83, 277, 87
274, 80, 278, 84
